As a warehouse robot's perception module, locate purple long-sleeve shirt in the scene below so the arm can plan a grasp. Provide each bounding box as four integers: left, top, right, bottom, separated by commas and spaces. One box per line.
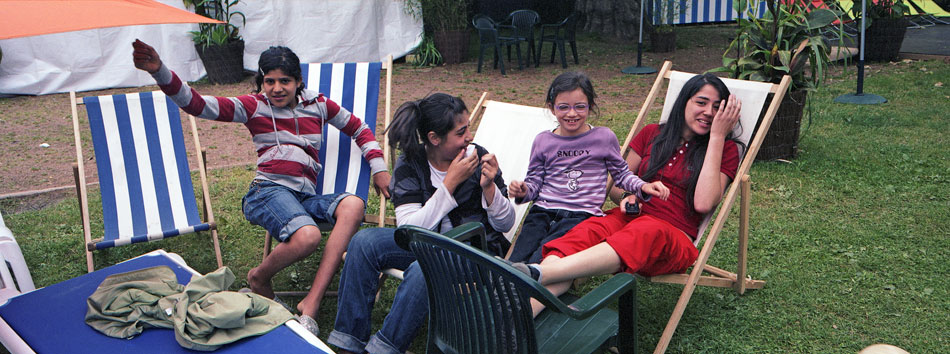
516, 127, 647, 216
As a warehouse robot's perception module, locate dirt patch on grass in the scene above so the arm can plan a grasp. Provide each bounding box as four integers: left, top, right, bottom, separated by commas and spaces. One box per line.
0, 26, 738, 211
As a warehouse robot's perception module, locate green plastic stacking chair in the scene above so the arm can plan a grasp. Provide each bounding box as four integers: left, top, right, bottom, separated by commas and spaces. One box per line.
394, 223, 638, 354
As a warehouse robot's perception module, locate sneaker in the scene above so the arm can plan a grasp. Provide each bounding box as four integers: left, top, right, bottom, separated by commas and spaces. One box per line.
296, 314, 320, 337
494, 257, 541, 282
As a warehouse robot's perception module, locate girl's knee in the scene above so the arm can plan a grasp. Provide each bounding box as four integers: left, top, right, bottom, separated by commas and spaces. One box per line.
291, 225, 323, 250
335, 196, 365, 217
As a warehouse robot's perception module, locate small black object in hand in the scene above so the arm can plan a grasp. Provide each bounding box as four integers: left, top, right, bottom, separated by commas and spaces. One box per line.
624, 202, 640, 215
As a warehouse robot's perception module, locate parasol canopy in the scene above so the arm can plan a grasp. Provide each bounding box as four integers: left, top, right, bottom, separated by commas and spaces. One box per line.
0, 0, 221, 40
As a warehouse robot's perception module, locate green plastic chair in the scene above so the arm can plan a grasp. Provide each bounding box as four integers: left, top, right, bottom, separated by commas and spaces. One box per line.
394, 223, 638, 354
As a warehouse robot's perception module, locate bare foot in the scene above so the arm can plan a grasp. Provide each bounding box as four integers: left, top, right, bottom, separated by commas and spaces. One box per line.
297, 295, 318, 319
247, 266, 275, 299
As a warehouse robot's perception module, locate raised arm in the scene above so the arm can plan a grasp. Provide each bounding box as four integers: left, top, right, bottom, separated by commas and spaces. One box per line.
693, 94, 740, 214
132, 39, 256, 123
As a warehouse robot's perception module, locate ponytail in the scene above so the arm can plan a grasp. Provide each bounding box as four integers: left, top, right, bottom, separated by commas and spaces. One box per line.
387, 93, 468, 163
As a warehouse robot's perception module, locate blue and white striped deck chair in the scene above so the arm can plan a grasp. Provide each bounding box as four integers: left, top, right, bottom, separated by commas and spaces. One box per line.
69, 91, 223, 273
262, 57, 394, 267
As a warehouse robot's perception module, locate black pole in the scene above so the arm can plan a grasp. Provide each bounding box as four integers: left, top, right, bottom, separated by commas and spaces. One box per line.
835, 0, 886, 104
622, 0, 656, 75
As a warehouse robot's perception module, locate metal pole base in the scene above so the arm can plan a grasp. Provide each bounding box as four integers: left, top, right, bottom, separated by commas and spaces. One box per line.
622, 65, 657, 75
834, 93, 887, 105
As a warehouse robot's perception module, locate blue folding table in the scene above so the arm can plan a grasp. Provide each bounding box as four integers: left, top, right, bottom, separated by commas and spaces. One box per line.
0, 250, 333, 353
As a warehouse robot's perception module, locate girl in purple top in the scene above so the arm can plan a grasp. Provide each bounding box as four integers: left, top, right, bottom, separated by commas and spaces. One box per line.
507, 72, 669, 263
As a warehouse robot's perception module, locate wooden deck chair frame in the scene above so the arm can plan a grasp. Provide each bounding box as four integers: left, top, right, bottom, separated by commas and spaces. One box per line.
70, 91, 223, 273
261, 56, 394, 297
376, 92, 560, 284
616, 61, 788, 353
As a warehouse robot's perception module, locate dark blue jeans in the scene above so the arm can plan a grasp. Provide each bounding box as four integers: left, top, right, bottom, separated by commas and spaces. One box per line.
507, 205, 592, 263
327, 227, 427, 354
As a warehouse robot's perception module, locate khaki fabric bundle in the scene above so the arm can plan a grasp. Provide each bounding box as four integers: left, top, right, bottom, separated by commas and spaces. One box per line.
85, 266, 294, 351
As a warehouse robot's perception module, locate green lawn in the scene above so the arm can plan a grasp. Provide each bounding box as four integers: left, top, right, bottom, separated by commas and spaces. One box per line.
2, 34, 948, 353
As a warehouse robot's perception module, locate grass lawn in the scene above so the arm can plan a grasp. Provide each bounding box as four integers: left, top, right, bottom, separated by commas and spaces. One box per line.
1, 26, 948, 353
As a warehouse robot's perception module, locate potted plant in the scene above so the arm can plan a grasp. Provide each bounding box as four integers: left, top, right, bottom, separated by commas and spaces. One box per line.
187, 0, 246, 84
712, 0, 840, 160
648, 0, 688, 53
855, 0, 910, 62
406, 0, 471, 65
650, 24, 677, 53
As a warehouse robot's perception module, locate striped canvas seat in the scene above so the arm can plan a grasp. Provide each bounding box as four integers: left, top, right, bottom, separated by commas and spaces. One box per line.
303, 61, 382, 202
71, 91, 222, 272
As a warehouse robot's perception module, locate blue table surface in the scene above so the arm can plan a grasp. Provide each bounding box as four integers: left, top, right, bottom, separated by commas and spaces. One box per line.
0, 253, 329, 353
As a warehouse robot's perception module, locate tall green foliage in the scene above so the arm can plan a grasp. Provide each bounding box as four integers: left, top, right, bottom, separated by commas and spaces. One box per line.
186, 0, 246, 49
712, 0, 841, 91
405, 0, 470, 34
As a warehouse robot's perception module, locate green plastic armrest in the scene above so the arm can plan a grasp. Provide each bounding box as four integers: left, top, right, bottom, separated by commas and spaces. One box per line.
443, 222, 487, 251
563, 273, 636, 319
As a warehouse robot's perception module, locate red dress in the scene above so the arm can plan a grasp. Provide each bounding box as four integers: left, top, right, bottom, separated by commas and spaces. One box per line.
541, 124, 739, 276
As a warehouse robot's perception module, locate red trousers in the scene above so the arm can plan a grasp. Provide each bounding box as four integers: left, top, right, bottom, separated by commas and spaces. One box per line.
542, 207, 698, 277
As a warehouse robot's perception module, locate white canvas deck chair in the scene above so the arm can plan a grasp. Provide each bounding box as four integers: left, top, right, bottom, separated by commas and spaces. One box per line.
619, 61, 789, 353
261, 57, 394, 295
469, 93, 560, 253
379, 92, 559, 281
70, 91, 223, 273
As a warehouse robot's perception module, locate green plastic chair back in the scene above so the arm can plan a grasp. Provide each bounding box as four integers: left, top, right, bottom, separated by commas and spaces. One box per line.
395, 223, 638, 354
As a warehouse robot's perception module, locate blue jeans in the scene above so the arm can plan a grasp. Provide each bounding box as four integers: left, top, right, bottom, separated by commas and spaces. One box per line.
328, 227, 428, 354
242, 180, 353, 242
507, 205, 592, 263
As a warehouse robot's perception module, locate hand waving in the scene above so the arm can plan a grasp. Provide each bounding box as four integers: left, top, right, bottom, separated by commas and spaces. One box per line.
132, 39, 162, 74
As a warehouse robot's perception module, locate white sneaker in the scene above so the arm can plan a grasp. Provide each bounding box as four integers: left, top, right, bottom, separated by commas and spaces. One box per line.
296, 314, 320, 337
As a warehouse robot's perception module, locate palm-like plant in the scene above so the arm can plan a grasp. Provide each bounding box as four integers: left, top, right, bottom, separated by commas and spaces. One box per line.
187, 0, 246, 49
713, 0, 841, 91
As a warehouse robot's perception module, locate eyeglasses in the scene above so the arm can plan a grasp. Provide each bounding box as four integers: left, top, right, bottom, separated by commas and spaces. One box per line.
555, 103, 589, 114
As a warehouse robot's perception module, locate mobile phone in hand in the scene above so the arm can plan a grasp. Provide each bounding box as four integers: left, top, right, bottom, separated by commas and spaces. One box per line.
625, 201, 640, 215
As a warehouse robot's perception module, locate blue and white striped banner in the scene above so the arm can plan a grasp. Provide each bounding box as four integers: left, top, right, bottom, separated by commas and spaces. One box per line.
301, 62, 381, 200
651, 0, 768, 25
83, 92, 207, 249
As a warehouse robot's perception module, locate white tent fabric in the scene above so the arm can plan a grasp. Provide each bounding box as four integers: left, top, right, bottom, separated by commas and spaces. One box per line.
0, 0, 422, 95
